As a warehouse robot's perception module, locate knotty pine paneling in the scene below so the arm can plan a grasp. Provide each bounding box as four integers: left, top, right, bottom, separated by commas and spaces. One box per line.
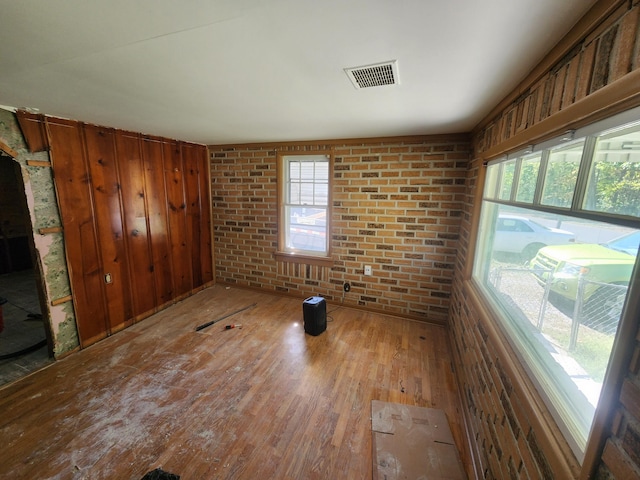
47, 119, 109, 347
115, 131, 157, 317
15, 110, 49, 153
84, 125, 134, 333
142, 137, 175, 306
164, 141, 192, 298
182, 142, 204, 287
26, 114, 211, 349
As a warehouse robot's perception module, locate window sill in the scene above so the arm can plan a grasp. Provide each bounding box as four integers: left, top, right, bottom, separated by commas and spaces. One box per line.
274, 251, 334, 267
462, 278, 582, 478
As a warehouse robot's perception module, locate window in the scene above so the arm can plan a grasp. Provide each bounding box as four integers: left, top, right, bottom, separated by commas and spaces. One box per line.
473, 108, 640, 460
277, 152, 332, 259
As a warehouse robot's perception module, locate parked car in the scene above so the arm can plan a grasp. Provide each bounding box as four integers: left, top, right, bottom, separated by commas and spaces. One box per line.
530, 231, 640, 331
493, 214, 576, 260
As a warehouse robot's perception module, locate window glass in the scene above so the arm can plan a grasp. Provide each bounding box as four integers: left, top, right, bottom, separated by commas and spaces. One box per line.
484, 163, 500, 200
280, 154, 330, 256
475, 203, 638, 455
541, 141, 585, 208
515, 153, 542, 203
499, 160, 516, 200
473, 114, 640, 460
583, 125, 640, 217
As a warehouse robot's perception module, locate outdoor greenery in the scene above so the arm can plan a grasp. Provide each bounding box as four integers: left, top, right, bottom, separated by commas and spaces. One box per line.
588, 160, 640, 217
494, 132, 640, 217
540, 314, 614, 382
541, 145, 582, 208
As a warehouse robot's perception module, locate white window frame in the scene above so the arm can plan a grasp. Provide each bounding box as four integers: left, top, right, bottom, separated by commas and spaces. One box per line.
276, 151, 333, 263
472, 106, 640, 461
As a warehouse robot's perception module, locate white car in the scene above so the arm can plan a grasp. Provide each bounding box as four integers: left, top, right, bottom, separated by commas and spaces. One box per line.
493, 214, 576, 260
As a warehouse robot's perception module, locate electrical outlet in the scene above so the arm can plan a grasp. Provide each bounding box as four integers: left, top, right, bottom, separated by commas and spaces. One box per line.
364, 265, 372, 276
343, 282, 351, 292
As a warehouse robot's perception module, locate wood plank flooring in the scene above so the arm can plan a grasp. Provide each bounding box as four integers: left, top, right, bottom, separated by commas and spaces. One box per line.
0, 285, 470, 479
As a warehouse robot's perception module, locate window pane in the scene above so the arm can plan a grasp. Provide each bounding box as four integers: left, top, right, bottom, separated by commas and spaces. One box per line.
289, 181, 300, 203
299, 183, 314, 205
499, 160, 516, 200
484, 163, 500, 200
474, 202, 638, 452
583, 126, 640, 217
315, 162, 329, 181
289, 162, 301, 181
300, 162, 315, 180
287, 206, 327, 252
314, 183, 328, 205
474, 114, 640, 460
541, 141, 584, 208
515, 154, 542, 203
281, 153, 331, 256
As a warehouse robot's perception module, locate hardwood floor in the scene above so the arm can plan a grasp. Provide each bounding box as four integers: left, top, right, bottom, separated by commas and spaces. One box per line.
0, 285, 469, 479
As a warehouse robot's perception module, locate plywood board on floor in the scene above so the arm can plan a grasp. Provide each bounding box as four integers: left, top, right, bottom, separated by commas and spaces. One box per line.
372, 400, 466, 480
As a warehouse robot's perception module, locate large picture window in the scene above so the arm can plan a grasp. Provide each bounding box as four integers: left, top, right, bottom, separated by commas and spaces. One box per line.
277, 152, 332, 258
473, 108, 640, 460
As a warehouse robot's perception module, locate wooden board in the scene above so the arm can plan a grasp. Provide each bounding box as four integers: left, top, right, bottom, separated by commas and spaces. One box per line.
84, 124, 133, 332
115, 130, 157, 316
15, 110, 48, 153
48, 118, 109, 346
372, 400, 466, 480
182, 142, 203, 287
164, 141, 192, 297
142, 137, 175, 305
0, 139, 19, 158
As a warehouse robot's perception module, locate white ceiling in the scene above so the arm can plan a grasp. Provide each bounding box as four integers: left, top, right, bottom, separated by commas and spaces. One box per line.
0, 0, 597, 145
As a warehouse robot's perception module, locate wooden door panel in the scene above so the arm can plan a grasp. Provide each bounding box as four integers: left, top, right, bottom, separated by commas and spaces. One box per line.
47, 119, 108, 346
115, 131, 156, 316
142, 137, 174, 305
182, 143, 203, 287
83, 125, 133, 332
164, 141, 192, 297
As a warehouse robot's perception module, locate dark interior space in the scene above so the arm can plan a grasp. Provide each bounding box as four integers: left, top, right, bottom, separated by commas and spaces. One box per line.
0, 158, 51, 385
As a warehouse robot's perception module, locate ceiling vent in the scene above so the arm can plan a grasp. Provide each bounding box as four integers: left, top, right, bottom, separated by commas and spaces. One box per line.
345, 60, 399, 89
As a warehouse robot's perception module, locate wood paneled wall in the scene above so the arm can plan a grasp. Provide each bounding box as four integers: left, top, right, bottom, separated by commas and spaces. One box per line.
16, 112, 213, 348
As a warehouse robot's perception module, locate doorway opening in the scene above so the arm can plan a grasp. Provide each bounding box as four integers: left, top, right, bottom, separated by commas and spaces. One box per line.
0, 157, 52, 386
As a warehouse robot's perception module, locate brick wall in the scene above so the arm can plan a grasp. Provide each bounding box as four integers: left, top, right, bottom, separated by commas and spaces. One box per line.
474, 0, 640, 157
449, 1, 640, 478
209, 136, 470, 323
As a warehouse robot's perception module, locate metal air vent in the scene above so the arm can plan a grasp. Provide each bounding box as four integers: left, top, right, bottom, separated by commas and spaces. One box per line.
344, 60, 399, 89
